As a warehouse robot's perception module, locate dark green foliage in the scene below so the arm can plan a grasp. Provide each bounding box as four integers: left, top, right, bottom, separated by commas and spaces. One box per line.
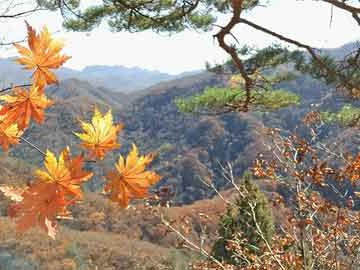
62, 0, 216, 32
321, 105, 360, 126
37, 0, 80, 11
212, 173, 274, 265
50, 0, 262, 32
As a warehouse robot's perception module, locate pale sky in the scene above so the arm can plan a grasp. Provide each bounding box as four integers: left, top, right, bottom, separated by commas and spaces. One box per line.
0, 0, 359, 74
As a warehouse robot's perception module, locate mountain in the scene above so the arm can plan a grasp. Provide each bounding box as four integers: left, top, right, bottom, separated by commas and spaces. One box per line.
76, 65, 174, 93
0, 58, 78, 87
5, 67, 357, 204
0, 58, 202, 93
0, 42, 358, 269
322, 41, 359, 59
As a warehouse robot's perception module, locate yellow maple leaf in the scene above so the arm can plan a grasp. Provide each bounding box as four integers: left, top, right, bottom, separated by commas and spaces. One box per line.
14, 22, 71, 87
35, 148, 93, 199
104, 144, 161, 207
3, 147, 91, 239
74, 107, 123, 160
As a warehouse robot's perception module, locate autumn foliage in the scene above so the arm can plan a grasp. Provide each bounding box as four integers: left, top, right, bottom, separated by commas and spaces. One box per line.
74, 107, 123, 160
104, 144, 161, 207
14, 22, 71, 87
189, 122, 360, 270
0, 23, 161, 239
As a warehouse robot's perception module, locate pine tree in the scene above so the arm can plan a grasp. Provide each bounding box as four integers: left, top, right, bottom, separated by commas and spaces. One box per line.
212, 172, 274, 265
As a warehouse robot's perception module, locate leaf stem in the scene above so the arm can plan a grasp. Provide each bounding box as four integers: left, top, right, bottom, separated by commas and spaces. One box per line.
19, 136, 97, 164
20, 136, 46, 156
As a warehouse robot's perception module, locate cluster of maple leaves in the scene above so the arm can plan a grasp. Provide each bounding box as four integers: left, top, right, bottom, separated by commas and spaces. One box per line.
0, 23, 161, 239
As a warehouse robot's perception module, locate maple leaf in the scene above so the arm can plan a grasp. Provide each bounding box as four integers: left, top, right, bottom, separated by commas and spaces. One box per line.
35, 148, 93, 200
74, 107, 123, 160
0, 112, 23, 151
104, 144, 161, 207
8, 181, 70, 239
14, 23, 71, 87
0, 85, 53, 130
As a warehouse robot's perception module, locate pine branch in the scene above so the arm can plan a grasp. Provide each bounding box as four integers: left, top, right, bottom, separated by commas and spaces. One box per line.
213, 0, 253, 112
238, 18, 357, 92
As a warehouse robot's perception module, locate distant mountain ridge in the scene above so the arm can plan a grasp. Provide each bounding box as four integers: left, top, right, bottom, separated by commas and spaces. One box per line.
0, 57, 202, 93
74, 65, 170, 92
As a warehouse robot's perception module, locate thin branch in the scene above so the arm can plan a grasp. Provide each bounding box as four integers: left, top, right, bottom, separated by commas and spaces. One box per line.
321, 0, 360, 14
161, 215, 227, 270
198, 176, 232, 205
20, 136, 46, 156
0, 84, 32, 93
333, 206, 342, 270
238, 17, 357, 91
0, 37, 26, 46
0, 7, 46, 18
19, 136, 96, 164
248, 202, 287, 270
353, 13, 360, 25
113, 0, 200, 30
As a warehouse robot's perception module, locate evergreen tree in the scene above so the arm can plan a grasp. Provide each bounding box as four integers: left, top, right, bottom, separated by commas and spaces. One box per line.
212, 172, 274, 265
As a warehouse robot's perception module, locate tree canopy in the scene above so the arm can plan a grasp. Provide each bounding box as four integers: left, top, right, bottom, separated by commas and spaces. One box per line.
33, 0, 359, 116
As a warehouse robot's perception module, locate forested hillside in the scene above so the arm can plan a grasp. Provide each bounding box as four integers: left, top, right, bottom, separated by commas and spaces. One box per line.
4, 44, 358, 205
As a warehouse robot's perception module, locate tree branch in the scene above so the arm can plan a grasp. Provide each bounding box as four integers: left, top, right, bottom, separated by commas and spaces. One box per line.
20, 136, 47, 156
0, 84, 32, 94
0, 7, 46, 18
238, 17, 357, 92
214, 0, 253, 112
353, 13, 360, 25
161, 214, 227, 270
321, 0, 360, 14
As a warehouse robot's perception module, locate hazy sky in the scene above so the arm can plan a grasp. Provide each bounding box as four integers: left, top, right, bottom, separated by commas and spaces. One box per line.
0, 0, 359, 74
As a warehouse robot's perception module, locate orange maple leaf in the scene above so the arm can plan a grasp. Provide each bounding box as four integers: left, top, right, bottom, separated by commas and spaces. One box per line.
0, 85, 53, 130
0, 112, 23, 151
104, 144, 161, 207
14, 22, 71, 87
74, 107, 123, 160
35, 148, 93, 200
7, 181, 70, 239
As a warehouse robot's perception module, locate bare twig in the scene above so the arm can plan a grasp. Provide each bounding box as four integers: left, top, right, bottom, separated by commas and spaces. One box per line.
0, 7, 46, 18
161, 214, 228, 270
248, 202, 287, 270
19, 136, 46, 156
